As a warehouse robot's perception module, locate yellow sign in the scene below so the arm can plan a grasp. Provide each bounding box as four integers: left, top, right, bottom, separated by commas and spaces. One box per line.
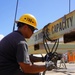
47, 10, 75, 40
27, 10, 75, 46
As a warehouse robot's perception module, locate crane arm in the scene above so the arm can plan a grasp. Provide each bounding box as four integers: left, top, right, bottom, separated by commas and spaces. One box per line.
28, 10, 75, 46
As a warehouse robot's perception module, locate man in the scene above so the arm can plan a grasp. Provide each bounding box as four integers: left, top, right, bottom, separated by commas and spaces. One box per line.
0, 14, 54, 75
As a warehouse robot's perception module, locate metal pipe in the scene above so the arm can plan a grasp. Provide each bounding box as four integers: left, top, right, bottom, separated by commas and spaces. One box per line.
13, 0, 19, 31
69, 0, 71, 13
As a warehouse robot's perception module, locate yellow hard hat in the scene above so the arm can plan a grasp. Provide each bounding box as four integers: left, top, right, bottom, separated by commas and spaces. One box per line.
15, 14, 38, 30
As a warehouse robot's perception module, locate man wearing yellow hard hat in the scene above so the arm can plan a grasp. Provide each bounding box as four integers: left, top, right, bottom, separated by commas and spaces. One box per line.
0, 14, 54, 75
15, 14, 38, 30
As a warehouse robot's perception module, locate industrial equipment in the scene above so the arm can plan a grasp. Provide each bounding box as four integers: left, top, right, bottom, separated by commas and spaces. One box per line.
27, 10, 75, 75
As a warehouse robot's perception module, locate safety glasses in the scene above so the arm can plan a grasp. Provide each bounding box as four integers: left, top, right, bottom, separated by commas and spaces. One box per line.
28, 25, 35, 32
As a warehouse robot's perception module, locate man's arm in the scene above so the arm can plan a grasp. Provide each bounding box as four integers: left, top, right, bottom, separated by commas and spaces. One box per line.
19, 62, 46, 73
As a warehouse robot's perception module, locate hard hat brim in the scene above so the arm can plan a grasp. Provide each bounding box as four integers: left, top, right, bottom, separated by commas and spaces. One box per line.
15, 21, 38, 30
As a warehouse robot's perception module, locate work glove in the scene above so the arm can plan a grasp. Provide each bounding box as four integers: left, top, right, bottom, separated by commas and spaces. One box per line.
42, 52, 53, 62
44, 52, 62, 61
44, 52, 53, 61
42, 52, 62, 62
45, 61, 56, 70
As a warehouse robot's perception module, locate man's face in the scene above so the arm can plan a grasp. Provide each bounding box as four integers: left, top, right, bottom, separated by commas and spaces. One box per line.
23, 25, 34, 38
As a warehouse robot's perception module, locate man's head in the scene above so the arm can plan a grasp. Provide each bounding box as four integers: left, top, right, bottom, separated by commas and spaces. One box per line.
15, 14, 38, 30
15, 14, 38, 38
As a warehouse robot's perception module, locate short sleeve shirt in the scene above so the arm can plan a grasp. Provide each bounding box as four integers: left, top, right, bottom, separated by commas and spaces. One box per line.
0, 31, 31, 74
16, 39, 31, 64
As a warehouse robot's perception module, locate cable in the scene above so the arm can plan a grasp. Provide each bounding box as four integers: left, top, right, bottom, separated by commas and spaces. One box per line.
13, 0, 19, 31
54, 39, 59, 52
51, 39, 59, 53
42, 23, 60, 75
43, 36, 50, 53
43, 23, 59, 54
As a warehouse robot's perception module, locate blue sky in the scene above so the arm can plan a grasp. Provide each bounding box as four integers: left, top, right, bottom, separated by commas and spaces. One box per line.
0, 0, 75, 37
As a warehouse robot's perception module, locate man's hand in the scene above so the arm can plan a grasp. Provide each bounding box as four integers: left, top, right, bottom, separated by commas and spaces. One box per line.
43, 52, 62, 62
44, 52, 53, 61
42, 52, 53, 62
